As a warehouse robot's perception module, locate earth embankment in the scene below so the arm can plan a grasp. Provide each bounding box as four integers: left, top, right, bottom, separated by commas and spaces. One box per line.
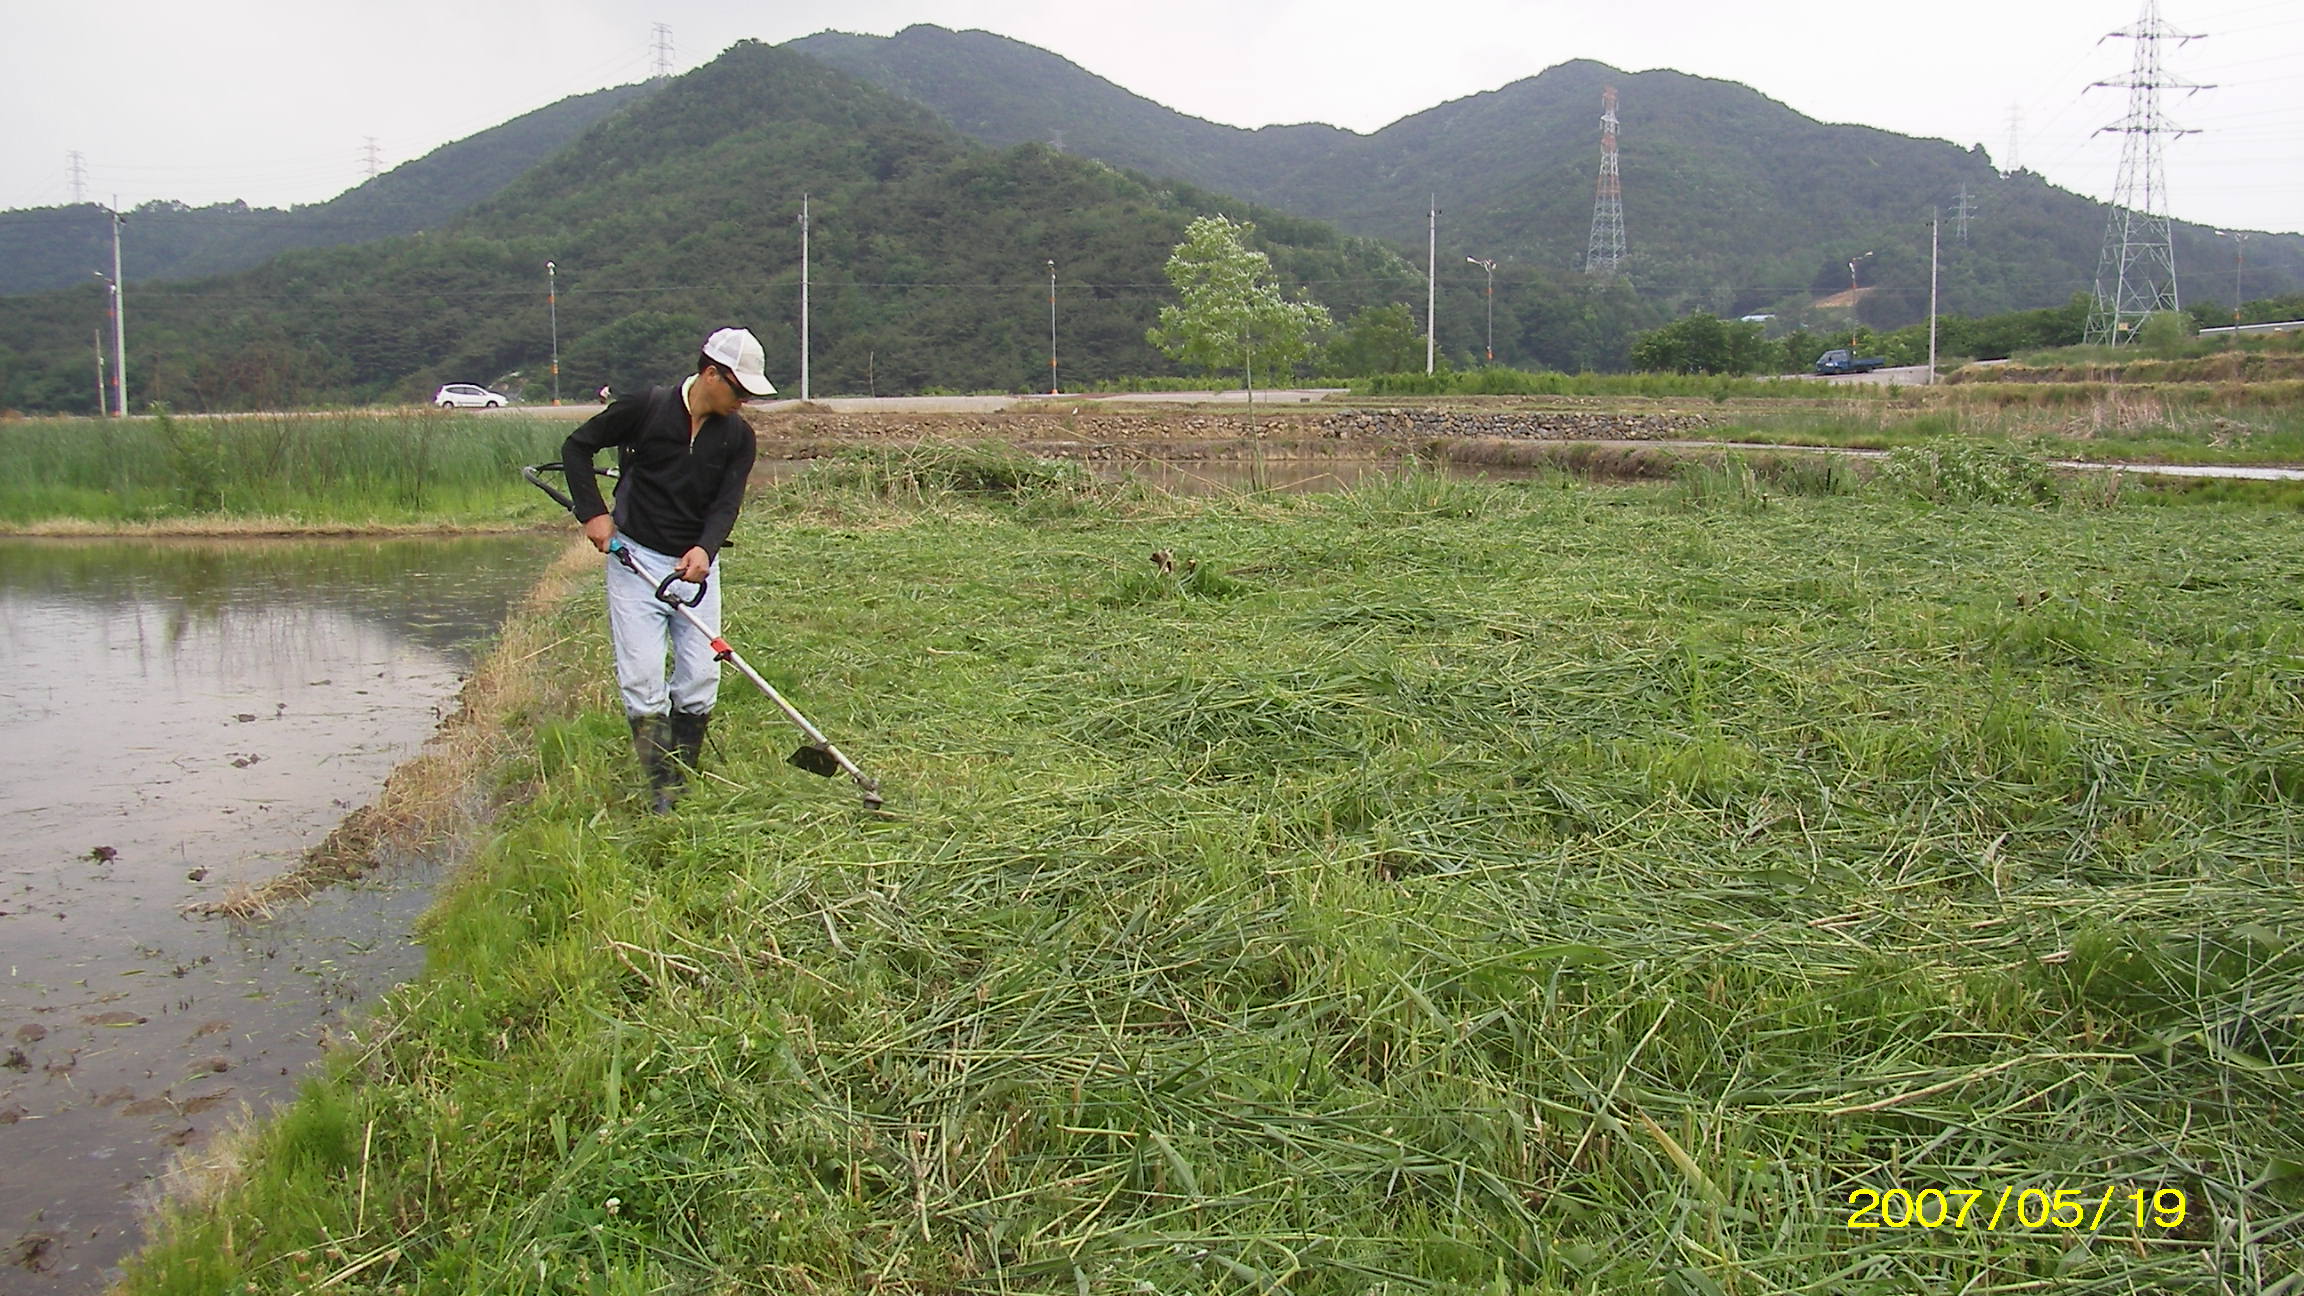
741, 404, 1719, 464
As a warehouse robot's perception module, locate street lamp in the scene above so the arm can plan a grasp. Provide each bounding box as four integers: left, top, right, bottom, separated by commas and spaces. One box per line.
2213, 230, 2249, 345
1047, 259, 1058, 395
1466, 257, 1497, 364
1846, 250, 1875, 294
546, 260, 560, 405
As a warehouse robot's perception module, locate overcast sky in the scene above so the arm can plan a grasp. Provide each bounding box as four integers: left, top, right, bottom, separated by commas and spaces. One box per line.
5, 0, 2298, 239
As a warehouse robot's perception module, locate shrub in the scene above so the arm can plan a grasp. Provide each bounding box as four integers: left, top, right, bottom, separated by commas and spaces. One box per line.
1874, 440, 2060, 506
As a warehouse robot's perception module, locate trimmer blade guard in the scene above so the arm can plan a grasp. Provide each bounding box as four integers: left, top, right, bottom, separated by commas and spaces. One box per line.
788, 744, 842, 778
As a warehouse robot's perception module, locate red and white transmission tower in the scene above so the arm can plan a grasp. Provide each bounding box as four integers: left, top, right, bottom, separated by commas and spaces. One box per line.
1585, 87, 1626, 277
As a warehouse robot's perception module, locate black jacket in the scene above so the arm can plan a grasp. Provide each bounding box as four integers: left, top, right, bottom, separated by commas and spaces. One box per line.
561, 382, 757, 559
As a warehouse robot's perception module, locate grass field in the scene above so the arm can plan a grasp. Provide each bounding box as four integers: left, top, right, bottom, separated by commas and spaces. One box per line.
1698, 385, 2304, 469
0, 411, 574, 528
122, 446, 2303, 1293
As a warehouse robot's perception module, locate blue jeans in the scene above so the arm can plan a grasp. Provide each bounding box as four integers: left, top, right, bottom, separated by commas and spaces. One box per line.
604, 539, 720, 719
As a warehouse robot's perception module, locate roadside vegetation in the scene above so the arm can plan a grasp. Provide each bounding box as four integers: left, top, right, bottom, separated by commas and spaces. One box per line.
121, 443, 2302, 1293
0, 410, 572, 529
1611, 296, 2304, 380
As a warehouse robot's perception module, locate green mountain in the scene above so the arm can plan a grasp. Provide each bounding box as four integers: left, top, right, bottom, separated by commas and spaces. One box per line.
0, 43, 1418, 413
11, 29, 2293, 414
0, 82, 658, 296
788, 25, 2304, 329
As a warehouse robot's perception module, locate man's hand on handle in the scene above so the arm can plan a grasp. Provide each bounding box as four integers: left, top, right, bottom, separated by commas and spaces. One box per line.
583, 515, 708, 586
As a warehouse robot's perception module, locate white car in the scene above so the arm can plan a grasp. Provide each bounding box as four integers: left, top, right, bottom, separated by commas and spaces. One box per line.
434, 383, 509, 409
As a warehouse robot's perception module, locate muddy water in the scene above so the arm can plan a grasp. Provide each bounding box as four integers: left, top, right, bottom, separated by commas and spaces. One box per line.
0, 534, 563, 1293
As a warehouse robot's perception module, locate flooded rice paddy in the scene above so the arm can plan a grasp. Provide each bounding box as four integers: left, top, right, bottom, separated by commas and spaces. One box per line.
0, 534, 563, 1293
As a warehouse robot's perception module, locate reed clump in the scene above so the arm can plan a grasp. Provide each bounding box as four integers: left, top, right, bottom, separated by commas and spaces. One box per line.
120, 459, 2304, 1294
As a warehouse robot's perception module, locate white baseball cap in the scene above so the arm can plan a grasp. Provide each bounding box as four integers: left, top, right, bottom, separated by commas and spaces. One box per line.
701, 326, 777, 397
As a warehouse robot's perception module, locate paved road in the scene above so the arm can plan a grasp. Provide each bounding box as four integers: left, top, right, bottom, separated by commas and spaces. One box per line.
1776, 364, 1936, 387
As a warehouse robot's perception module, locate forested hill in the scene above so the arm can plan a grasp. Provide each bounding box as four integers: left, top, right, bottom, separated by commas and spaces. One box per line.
0, 82, 658, 296
0, 42, 1416, 413
788, 25, 2304, 326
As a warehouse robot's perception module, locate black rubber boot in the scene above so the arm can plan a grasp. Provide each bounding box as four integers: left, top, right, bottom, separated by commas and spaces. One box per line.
628, 714, 679, 813
668, 710, 710, 788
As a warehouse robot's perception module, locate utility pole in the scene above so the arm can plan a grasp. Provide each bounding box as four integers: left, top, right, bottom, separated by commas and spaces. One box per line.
1425, 196, 1437, 375
108, 201, 126, 417
1586, 87, 1626, 276
1928, 210, 1940, 384
547, 260, 560, 405
68, 150, 87, 205
2084, 0, 2208, 346
799, 194, 810, 402
1046, 259, 1058, 395
1467, 257, 1496, 364
2214, 229, 2248, 344
93, 329, 106, 415
651, 24, 675, 79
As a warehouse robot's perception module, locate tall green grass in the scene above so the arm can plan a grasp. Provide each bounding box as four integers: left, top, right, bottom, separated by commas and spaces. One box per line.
0, 411, 575, 526
122, 465, 2304, 1293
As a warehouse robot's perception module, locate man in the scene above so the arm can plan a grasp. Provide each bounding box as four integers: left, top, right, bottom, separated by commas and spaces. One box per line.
561, 327, 772, 810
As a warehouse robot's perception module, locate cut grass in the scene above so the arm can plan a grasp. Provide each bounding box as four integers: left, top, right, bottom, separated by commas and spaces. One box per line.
120, 462, 2304, 1294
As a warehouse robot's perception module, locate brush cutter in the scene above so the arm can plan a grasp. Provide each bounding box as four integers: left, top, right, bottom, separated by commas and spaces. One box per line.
524, 463, 884, 810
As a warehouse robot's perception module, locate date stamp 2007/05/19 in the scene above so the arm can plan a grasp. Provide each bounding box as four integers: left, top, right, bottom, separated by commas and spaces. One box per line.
1847, 1186, 2189, 1233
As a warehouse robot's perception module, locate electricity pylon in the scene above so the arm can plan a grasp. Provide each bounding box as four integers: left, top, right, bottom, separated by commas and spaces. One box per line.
2084, 0, 2207, 346
1585, 87, 1625, 277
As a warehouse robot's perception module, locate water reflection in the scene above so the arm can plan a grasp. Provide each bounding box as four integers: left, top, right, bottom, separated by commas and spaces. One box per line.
0, 533, 563, 1294
0, 536, 539, 660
